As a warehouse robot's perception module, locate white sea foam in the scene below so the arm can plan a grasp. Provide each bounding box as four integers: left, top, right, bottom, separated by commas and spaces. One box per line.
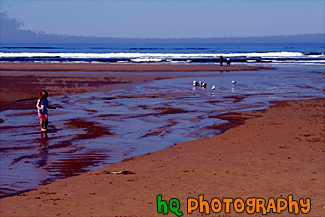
1, 51, 324, 59
131, 58, 163, 62
1, 52, 324, 66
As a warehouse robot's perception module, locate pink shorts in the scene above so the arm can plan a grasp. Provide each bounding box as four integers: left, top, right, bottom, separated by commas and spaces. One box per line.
38, 111, 48, 119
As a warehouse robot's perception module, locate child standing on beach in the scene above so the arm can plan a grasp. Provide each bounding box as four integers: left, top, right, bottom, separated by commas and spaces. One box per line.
226, 57, 231, 66
36, 90, 56, 131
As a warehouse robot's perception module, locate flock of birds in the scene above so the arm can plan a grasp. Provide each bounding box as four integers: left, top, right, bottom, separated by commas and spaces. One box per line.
193, 80, 236, 90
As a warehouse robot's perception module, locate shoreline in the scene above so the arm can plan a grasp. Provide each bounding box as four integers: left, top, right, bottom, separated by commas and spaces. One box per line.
0, 98, 324, 216
0, 62, 272, 72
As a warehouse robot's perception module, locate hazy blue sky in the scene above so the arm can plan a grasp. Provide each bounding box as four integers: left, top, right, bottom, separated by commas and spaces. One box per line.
1, 0, 324, 38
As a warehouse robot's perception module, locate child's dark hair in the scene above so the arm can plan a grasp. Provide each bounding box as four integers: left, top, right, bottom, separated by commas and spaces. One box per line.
39, 90, 48, 100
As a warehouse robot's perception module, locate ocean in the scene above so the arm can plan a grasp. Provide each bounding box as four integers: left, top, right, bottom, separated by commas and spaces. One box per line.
0, 43, 324, 198
0, 42, 324, 64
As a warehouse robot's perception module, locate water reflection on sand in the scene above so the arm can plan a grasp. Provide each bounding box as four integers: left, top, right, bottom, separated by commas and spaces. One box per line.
0, 65, 324, 198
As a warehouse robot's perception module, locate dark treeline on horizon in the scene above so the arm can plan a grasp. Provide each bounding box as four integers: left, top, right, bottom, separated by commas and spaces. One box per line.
1, 12, 324, 44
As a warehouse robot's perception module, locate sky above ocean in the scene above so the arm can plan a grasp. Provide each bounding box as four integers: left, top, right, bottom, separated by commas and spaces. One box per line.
1, 0, 324, 38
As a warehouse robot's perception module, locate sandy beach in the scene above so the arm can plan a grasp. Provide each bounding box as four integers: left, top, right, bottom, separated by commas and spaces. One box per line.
0, 63, 270, 72
1, 0, 324, 216
0, 64, 324, 216
0, 94, 324, 216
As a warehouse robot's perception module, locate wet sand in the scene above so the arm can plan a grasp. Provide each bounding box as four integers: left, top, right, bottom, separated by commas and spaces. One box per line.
0, 98, 324, 217
0, 63, 270, 111
0, 62, 270, 72
0, 71, 205, 111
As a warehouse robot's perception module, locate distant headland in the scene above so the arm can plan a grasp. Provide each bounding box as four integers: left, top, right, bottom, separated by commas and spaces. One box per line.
1, 12, 324, 44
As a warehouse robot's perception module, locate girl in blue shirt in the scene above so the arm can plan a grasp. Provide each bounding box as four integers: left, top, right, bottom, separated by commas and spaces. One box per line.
36, 90, 56, 131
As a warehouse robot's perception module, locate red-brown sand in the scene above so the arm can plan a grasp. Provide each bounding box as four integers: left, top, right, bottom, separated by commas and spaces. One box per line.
0, 63, 271, 72
0, 71, 199, 111
0, 98, 324, 217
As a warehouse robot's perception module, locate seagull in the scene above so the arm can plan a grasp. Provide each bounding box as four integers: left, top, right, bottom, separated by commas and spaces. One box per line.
232, 80, 236, 85
211, 85, 216, 90
201, 82, 207, 88
193, 80, 199, 86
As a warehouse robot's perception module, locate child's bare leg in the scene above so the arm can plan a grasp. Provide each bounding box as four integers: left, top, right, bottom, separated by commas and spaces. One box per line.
40, 118, 47, 131
40, 118, 44, 129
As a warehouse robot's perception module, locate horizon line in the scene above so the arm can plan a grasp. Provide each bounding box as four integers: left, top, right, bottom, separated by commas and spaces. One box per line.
39, 33, 324, 40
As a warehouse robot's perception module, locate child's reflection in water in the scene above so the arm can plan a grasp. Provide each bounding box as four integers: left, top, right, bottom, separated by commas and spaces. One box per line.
35, 132, 49, 168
